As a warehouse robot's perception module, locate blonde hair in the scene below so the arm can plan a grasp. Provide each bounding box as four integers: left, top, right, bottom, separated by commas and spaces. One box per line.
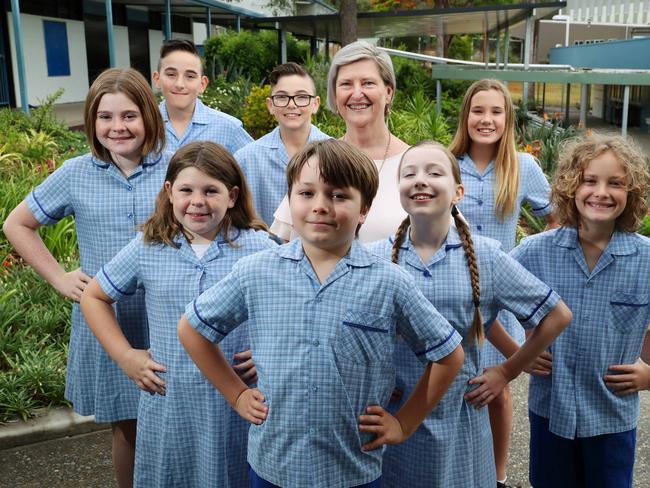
391, 141, 484, 346
84, 68, 165, 162
142, 142, 267, 247
449, 79, 519, 220
552, 133, 650, 232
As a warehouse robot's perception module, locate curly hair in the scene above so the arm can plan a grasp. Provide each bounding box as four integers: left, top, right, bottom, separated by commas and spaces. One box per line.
552, 133, 650, 232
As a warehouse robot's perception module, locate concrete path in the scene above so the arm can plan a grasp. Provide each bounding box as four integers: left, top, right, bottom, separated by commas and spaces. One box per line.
1, 375, 648, 487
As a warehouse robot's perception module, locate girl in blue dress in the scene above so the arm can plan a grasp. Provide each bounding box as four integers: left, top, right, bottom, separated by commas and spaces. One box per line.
369, 141, 571, 487
449, 79, 557, 487
81, 141, 275, 487
3, 68, 168, 488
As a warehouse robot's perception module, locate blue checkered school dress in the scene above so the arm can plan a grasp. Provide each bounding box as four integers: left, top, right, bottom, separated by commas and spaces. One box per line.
457, 151, 553, 366
234, 125, 330, 225
160, 99, 253, 154
185, 239, 462, 488
25, 151, 170, 421
512, 227, 650, 440
97, 229, 276, 488
367, 228, 559, 487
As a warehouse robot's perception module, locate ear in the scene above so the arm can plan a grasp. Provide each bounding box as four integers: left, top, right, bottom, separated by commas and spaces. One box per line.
228, 186, 239, 209
385, 84, 394, 105
266, 97, 275, 115
152, 71, 161, 90
199, 75, 209, 94
358, 205, 370, 225
311, 95, 321, 115
164, 181, 173, 202
452, 184, 465, 205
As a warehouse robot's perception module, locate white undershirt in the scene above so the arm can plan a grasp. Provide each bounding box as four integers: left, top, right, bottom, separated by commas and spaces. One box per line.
191, 243, 211, 258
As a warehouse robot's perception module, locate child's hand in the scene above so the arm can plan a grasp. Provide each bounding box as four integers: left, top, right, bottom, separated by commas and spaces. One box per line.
465, 365, 510, 408
604, 359, 650, 396
358, 405, 406, 451
525, 351, 553, 376
118, 348, 166, 395
234, 388, 268, 425
55, 268, 91, 301
232, 349, 257, 385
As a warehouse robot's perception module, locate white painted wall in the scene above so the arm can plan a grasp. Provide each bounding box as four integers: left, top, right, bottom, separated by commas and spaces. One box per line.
7, 13, 89, 106
114, 25, 131, 69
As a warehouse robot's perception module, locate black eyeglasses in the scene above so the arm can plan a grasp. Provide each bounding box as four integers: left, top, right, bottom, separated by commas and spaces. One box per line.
270, 94, 316, 107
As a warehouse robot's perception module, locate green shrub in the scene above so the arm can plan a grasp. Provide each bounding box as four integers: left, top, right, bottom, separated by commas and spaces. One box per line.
201, 76, 253, 121
242, 85, 277, 139
389, 91, 452, 146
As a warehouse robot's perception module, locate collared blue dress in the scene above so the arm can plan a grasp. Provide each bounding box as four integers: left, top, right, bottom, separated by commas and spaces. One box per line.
185, 239, 462, 488
97, 229, 276, 488
367, 228, 560, 487
458, 151, 553, 365
234, 125, 330, 225
25, 151, 170, 421
511, 227, 650, 440
160, 99, 253, 154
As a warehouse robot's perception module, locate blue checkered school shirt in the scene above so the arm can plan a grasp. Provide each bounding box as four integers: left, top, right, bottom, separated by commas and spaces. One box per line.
234, 125, 330, 225
367, 228, 559, 487
26, 151, 171, 421
511, 227, 650, 439
185, 239, 462, 488
97, 229, 276, 488
160, 99, 253, 154
457, 151, 552, 252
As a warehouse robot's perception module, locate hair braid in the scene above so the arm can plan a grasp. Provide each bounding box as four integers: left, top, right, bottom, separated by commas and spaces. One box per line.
452, 205, 484, 346
391, 216, 411, 263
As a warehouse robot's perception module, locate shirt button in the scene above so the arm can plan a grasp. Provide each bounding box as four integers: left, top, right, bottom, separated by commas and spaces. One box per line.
585, 281, 593, 288
309, 428, 316, 435
196, 265, 203, 271
312, 340, 319, 347
311, 385, 318, 392
477, 199, 483, 206
127, 213, 133, 220
423, 270, 431, 277
476, 225, 482, 231
126, 185, 133, 191
478, 177, 484, 182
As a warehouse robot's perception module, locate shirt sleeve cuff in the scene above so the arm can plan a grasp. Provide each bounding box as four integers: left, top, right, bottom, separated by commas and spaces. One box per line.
184, 300, 228, 344
416, 329, 463, 364
518, 288, 560, 329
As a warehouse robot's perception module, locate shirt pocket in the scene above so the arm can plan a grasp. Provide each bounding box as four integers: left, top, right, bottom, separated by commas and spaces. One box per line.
610, 292, 649, 333
334, 310, 393, 365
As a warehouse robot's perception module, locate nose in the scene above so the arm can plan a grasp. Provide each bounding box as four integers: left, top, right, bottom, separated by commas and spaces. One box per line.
111, 117, 126, 131
190, 193, 205, 207
311, 193, 330, 214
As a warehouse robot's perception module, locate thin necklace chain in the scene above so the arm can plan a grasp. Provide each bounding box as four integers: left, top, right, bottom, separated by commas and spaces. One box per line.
342, 131, 392, 173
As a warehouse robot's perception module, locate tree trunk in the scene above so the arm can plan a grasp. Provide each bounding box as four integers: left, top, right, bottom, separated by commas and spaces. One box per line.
339, 0, 357, 46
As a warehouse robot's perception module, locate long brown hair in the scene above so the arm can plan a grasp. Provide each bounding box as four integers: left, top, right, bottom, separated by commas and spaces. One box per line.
449, 79, 519, 221
142, 142, 267, 247
391, 141, 484, 346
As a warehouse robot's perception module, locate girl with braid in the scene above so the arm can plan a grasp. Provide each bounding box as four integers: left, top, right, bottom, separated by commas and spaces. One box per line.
367, 141, 571, 487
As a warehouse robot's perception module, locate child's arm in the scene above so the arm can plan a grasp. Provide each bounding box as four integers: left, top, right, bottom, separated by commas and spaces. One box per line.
488, 319, 553, 376
178, 316, 268, 424
3, 201, 90, 301
232, 349, 258, 385
604, 331, 650, 395
358, 344, 464, 451
80, 279, 166, 394
465, 300, 572, 407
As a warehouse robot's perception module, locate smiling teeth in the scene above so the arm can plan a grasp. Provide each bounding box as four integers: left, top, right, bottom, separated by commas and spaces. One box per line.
412, 195, 432, 200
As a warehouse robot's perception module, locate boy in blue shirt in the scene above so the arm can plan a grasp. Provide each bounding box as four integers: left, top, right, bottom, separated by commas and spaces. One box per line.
153, 39, 252, 154
178, 139, 464, 488
235, 62, 329, 226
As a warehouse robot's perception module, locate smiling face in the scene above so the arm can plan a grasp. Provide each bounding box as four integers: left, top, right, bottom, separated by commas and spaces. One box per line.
575, 150, 629, 233
153, 50, 208, 113
467, 89, 506, 149
334, 59, 392, 128
290, 156, 368, 255
95, 92, 146, 165
399, 145, 464, 223
165, 166, 238, 244
267, 74, 320, 131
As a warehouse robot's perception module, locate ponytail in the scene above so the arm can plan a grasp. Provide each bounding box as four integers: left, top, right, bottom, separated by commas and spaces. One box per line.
452, 205, 484, 346
391, 216, 411, 264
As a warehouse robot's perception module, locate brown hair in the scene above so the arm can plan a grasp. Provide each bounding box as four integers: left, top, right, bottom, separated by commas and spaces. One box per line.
158, 39, 202, 73
268, 62, 314, 91
449, 79, 519, 221
391, 141, 484, 346
552, 133, 650, 232
142, 141, 267, 247
84, 68, 165, 163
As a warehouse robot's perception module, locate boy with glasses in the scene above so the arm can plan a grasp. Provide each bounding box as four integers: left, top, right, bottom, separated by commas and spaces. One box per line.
235, 62, 329, 226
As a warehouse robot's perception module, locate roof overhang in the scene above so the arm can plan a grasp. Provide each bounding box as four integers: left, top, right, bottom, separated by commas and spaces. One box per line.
110, 0, 266, 19
241, 2, 566, 42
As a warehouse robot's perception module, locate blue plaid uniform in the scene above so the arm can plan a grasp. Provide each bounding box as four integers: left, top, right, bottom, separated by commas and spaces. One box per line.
234, 125, 330, 225
185, 239, 462, 488
25, 151, 170, 421
511, 227, 650, 439
458, 151, 552, 366
97, 229, 276, 488
368, 228, 559, 487
160, 99, 253, 154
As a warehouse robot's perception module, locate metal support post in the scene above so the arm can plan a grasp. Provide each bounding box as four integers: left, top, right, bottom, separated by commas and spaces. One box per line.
10, 0, 29, 112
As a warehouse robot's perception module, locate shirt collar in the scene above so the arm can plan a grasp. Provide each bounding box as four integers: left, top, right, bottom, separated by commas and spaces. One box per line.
553, 226, 638, 256
388, 225, 463, 270
277, 238, 375, 267
90, 151, 165, 170
160, 99, 210, 125
460, 152, 495, 177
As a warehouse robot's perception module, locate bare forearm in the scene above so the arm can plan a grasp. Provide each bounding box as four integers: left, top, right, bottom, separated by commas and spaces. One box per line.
395, 345, 464, 437
486, 319, 519, 359
178, 316, 248, 406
